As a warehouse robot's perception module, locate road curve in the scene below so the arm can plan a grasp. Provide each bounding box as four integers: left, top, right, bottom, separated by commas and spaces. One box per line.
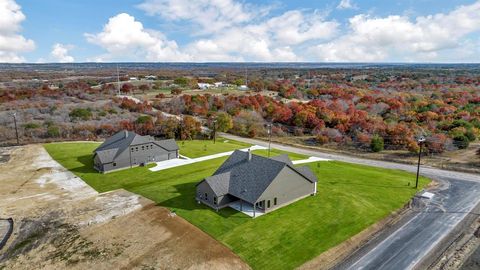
220, 133, 480, 269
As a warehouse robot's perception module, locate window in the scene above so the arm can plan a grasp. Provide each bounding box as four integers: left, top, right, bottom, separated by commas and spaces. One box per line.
150, 145, 153, 149
274, 198, 277, 206
113, 162, 117, 167
204, 193, 208, 201
142, 146, 144, 150
213, 196, 217, 205
267, 200, 271, 208
131, 148, 134, 152
135, 147, 138, 151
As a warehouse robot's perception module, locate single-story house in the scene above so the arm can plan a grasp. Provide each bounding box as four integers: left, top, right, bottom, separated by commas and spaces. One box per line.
93, 130, 179, 173
196, 150, 318, 217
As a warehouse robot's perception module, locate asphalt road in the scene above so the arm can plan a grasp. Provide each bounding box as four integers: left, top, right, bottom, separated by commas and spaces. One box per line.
220, 133, 480, 270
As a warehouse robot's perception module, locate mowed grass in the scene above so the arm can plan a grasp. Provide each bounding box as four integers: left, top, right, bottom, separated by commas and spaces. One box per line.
178, 137, 252, 158
44, 141, 429, 270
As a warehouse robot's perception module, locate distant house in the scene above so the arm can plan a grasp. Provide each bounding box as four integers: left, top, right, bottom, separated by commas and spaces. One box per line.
145, 75, 157, 80
197, 83, 212, 89
196, 150, 317, 217
93, 130, 179, 173
238, 85, 249, 90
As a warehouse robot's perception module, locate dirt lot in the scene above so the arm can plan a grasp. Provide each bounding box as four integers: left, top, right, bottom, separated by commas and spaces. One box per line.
0, 145, 249, 270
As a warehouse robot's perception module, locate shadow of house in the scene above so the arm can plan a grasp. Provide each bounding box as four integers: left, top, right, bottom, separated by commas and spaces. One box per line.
158, 182, 241, 218
73, 154, 96, 174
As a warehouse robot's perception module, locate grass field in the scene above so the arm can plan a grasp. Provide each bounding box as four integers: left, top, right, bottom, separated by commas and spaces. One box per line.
178, 137, 252, 158
44, 140, 429, 270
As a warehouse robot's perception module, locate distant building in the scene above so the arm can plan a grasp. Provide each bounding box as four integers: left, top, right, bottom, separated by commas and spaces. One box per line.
238, 85, 249, 90
198, 83, 212, 89
196, 150, 317, 217
129, 77, 139, 81
93, 130, 179, 173
145, 75, 157, 80
214, 82, 224, 87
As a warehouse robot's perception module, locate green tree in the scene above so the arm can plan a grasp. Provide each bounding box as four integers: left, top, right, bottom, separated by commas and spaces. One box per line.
370, 135, 384, 152
215, 112, 233, 132
453, 135, 469, 149
23, 122, 41, 129
174, 77, 189, 87
136, 115, 152, 124
69, 108, 92, 121
47, 126, 60, 138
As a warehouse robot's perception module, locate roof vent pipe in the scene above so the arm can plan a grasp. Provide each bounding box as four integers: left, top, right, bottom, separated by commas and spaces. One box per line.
248, 149, 252, 161
125, 130, 128, 138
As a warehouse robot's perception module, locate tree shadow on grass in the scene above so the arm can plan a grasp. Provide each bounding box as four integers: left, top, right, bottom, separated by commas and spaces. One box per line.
159, 182, 244, 219
71, 154, 97, 174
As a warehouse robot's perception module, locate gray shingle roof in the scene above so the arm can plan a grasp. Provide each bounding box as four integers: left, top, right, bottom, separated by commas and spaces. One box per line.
203, 150, 317, 204
155, 139, 179, 151
94, 130, 179, 164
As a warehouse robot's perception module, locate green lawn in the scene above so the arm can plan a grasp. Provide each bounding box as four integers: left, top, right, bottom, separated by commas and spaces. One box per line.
44, 141, 429, 270
178, 137, 252, 158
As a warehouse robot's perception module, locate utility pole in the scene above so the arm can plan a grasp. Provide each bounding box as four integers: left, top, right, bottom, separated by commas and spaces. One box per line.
267, 123, 272, 157
415, 136, 426, 189
213, 119, 217, 144
11, 112, 19, 145
117, 64, 121, 95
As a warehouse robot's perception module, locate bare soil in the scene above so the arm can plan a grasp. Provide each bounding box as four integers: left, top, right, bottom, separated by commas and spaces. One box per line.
0, 145, 249, 270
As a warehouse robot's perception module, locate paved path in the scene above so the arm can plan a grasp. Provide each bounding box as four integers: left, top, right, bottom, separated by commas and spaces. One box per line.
149, 145, 267, 172
292, 156, 330, 164
220, 133, 480, 270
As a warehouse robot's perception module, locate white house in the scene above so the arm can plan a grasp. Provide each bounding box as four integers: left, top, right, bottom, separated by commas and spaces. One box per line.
198, 83, 212, 90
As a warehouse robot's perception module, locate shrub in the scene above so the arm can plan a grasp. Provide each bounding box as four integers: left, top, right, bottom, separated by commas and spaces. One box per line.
215, 112, 233, 132
23, 123, 41, 129
69, 108, 92, 121
453, 135, 469, 149
465, 130, 476, 142
46, 126, 60, 138
370, 135, 384, 152
171, 88, 182, 95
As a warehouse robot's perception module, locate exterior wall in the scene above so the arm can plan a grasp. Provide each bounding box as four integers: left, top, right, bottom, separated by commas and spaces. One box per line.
258, 167, 315, 213
93, 155, 103, 171
195, 181, 235, 209
97, 142, 177, 173
196, 181, 216, 207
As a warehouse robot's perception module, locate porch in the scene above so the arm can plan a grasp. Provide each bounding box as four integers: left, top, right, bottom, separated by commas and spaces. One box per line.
229, 200, 265, 218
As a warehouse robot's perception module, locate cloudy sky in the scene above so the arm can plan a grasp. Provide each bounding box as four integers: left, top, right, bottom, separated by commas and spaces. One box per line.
2, 0, 480, 63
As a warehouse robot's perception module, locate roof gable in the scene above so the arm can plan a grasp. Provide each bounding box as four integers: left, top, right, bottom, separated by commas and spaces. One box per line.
203, 151, 318, 204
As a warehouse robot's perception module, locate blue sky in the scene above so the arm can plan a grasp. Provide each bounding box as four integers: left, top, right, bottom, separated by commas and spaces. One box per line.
2, 0, 480, 62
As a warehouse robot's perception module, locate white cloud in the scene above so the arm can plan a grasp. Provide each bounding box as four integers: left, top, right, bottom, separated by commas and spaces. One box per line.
311, 1, 480, 62
137, 0, 271, 35
136, 0, 338, 61
51, 43, 74, 63
0, 0, 35, 62
337, 0, 357, 10
85, 13, 190, 61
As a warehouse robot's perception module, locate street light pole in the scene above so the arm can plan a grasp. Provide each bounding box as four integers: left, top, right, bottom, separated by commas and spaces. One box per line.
415, 136, 426, 189
267, 123, 272, 157
213, 119, 217, 144
12, 112, 19, 145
